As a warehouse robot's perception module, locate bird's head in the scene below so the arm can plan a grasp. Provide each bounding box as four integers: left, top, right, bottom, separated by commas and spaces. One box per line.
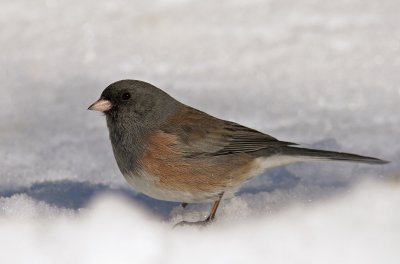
88, 80, 180, 127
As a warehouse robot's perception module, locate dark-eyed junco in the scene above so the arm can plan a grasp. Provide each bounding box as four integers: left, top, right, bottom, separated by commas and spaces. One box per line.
89, 80, 388, 224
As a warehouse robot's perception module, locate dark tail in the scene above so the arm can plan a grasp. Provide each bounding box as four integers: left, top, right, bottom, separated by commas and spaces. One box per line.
281, 146, 389, 165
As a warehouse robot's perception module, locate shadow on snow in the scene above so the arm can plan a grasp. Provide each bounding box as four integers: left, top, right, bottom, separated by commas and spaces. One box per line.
0, 167, 309, 219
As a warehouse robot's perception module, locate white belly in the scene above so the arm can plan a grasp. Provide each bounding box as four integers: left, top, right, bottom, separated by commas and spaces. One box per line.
122, 155, 307, 203
123, 169, 232, 203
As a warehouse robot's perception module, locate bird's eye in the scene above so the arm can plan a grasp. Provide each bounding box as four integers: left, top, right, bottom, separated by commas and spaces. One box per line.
122, 92, 131, 100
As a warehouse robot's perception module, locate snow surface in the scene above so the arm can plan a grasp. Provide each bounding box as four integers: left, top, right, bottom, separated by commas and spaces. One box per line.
1, 0, 400, 263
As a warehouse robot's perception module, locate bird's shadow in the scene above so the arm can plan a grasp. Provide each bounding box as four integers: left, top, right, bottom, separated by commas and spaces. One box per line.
0, 167, 304, 219
0, 181, 179, 219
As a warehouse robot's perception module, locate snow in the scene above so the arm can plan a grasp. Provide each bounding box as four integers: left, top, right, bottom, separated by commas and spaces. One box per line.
1, 183, 400, 264
1, 0, 400, 263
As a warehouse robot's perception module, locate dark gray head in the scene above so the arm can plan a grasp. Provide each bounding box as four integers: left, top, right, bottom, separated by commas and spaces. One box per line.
88, 80, 181, 128
88, 80, 182, 174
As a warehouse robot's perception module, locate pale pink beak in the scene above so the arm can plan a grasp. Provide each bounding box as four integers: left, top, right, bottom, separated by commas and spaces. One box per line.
88, 99, 113, 112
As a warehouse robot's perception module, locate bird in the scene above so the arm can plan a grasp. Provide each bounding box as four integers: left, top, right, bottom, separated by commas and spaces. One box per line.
88, 80, 388, 225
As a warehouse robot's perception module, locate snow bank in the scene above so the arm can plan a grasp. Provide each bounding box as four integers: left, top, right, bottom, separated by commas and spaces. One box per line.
0, 181, 399, 264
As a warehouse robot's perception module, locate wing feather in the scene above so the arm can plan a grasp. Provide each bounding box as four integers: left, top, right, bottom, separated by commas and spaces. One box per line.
159, 106, 295, 157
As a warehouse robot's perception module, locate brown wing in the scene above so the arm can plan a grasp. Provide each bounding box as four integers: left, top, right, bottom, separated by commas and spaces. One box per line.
159, 106, 297, 157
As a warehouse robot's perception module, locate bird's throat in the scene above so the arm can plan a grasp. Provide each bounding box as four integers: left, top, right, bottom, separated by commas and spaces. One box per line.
106, 114, 149, 175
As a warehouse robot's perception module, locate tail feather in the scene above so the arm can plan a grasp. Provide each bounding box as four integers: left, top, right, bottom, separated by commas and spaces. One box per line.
281, 146, 389, 165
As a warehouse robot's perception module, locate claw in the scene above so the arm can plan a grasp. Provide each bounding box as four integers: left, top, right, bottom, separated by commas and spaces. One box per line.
173, 219, 213, 228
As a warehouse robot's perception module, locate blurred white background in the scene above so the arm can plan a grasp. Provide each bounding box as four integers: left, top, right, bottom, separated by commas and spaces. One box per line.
0, 0, 399, 263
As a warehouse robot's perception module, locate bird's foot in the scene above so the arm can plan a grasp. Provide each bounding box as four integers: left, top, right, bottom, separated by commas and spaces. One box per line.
173, 217, 214, 228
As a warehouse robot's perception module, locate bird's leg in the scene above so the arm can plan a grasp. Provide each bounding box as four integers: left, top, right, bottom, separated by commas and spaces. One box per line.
181, 202, 188, 209
204, 192, 224, 222
173, 192, 224, 228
